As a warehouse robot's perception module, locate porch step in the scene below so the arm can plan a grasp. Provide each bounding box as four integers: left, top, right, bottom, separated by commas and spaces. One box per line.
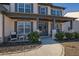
40, 36, 51, 39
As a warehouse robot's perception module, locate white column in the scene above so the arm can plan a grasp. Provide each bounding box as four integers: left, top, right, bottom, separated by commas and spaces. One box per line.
0, 14, 3, 43
52, 18, 57, 39
33, 21, 37, 32
48, 21, 51, 36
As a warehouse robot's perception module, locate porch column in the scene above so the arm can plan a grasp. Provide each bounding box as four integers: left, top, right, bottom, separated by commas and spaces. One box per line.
53, 18, 56, 29
70, 20, 74, 32
52, 18, 57, 39
37, 17, 39, 30
70, 20, 73, 29
36, 17, 40, 33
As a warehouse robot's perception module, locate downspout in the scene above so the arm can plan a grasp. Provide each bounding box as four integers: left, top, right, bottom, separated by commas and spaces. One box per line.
2, 13, 5, 43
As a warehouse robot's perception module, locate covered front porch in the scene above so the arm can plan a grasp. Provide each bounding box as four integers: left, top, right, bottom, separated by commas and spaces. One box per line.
2, 12, 76, 42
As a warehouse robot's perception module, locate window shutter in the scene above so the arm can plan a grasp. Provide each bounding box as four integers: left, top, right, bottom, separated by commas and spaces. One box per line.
31, 4, 33, 13
38, 6, 40, 14
15, 3, 17, 12
46, 7, 48, 15
14, 21, 17, 33
31, 22, 33, 32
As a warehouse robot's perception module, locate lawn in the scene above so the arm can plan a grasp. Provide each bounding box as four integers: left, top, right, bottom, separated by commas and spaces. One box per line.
62, 42, 79, 56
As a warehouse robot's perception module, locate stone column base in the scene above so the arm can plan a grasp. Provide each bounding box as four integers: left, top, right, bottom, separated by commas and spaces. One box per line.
52, 29, 57, 39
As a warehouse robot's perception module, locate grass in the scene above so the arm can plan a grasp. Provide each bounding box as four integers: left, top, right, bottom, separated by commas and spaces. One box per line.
62, 41, 79, 56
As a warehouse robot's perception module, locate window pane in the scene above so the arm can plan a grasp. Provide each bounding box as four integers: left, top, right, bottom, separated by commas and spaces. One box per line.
25, 4, 31, 9
17, 22, 24, 35
19, 8, 24, 12
25, 22, 31, 34
25, 9, 30, 13
19, 3, 24, 7
25, 4, 32, 13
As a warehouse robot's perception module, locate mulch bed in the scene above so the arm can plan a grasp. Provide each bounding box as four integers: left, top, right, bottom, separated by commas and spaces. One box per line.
0, 41, 41, 47
64, 39, 79, 42
0, 41, 42, 55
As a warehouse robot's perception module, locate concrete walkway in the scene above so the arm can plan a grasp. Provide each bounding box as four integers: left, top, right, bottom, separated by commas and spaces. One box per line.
8, 37, 64, 56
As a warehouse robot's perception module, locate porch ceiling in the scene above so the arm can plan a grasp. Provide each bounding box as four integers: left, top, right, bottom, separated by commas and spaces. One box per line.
2, 12, 77, 22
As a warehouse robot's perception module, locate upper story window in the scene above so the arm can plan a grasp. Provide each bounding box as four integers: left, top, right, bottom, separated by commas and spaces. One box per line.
15, 3, 33, 13
51, 9, 62, 16
38, 6, 48, 15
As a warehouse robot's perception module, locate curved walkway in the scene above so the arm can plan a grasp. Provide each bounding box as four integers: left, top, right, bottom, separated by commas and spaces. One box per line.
8, 37, 64, 56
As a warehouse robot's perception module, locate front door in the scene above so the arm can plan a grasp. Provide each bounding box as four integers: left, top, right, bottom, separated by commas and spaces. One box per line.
38, 21, 48, 36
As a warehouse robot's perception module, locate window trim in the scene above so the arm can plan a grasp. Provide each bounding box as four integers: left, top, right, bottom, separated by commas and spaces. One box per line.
15, 3, 33, 13
17, 21, 32, 35
39, 6, 48, 15
51, 9, 62, 16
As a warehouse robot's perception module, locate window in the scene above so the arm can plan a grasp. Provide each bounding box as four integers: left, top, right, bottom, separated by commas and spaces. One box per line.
39, 6, 48, 15
15, 3, 33, 13
51, 10, 56, 15
25, 4, 33, 13
51, 9, 62, 16
17, 22, 32, 35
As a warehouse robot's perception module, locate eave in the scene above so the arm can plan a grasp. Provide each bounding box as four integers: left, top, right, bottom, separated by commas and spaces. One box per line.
2, 12, 77, 22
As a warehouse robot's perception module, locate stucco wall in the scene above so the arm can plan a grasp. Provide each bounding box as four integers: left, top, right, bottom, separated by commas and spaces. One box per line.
62, 20, 79, 33
33, 4, 38, 14
4, 17, 38, 37
62, 22, 70, 32
0, 13, 3, 43
10, 3, 15, 12
4, 16, 14, 37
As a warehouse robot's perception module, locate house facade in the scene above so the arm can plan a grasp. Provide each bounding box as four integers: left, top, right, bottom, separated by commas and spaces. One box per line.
62, 12, 79, 32
0, 3, 76, 43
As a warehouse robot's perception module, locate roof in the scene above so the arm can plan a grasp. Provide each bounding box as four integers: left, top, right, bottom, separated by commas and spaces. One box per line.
0, 3, 65, 10
0, 4, 8, 12
0, 3, 10, 5
38, 3, 65, 10
64, 12, 79, 18
2, 11, 76, 22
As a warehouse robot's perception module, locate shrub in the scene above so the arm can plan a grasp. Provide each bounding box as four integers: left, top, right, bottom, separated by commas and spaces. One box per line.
28, 31, 40, 43
55, 32, 65, 41
65, 33, 73, 40
74, 32, 79, 39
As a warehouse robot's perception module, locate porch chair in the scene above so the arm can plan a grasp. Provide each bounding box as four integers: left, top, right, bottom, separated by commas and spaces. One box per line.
10, 32, 17, 41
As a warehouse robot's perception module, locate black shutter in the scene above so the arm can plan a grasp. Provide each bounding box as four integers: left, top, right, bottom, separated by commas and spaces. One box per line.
46, 7, 48, 15
31, 4, 33, 13
38, 6, 40, 14
15, 3, 17, 12
14, 21, 17, 33
31, 22, 33, 32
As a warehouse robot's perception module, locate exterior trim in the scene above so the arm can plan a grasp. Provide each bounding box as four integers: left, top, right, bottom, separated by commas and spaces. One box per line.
14, 21, 17, 33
